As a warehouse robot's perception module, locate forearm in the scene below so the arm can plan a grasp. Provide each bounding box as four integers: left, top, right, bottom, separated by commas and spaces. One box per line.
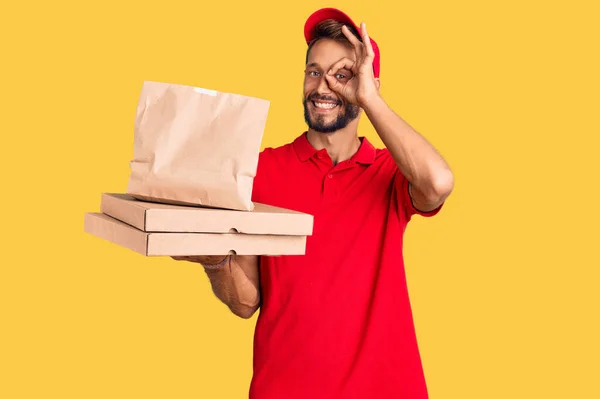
203, 256, 260, 319
363, 95, 454, 202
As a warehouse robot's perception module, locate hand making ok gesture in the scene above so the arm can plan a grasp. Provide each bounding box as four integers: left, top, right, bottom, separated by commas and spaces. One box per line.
325, 22, 380, 108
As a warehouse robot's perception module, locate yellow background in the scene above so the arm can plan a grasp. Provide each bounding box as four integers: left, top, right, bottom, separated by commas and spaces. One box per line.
2, 0, 599, 398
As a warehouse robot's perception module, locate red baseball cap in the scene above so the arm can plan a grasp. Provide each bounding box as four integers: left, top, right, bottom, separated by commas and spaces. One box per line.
304, 7, 381, 78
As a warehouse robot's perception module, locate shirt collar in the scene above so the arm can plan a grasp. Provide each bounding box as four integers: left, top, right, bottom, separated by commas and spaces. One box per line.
293, 132, 376, 165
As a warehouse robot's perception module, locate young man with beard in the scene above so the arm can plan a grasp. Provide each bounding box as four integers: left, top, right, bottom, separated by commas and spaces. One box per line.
173, 7, 454, 399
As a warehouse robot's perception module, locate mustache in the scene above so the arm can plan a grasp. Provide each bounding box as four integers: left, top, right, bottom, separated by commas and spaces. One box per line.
307, 94, 343, 105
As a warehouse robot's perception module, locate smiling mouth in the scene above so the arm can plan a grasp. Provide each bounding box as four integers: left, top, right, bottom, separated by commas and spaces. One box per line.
312, 101, 339, 110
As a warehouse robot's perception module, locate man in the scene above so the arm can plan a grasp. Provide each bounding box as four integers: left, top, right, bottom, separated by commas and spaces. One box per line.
173, 7, 454, 399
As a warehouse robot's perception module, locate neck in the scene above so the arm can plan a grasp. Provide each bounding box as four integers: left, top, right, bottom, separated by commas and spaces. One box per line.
306, 124, 362, 165
307, 129, 361, 165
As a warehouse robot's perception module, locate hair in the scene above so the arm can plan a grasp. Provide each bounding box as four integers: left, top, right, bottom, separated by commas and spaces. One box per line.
305, 19, 362, 64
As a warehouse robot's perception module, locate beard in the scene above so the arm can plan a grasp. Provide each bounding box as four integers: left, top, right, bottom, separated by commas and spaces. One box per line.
303, 94, 360, 133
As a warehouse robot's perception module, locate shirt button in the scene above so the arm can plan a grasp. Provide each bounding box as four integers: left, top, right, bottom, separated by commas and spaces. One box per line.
328, 174, 333, 179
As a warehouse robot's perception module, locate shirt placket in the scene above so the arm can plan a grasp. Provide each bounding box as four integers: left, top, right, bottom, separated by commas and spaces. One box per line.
321, 159, 356, 201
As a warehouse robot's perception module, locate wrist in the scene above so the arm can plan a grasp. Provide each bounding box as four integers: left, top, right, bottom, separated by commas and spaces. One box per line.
359, 93, 384, 112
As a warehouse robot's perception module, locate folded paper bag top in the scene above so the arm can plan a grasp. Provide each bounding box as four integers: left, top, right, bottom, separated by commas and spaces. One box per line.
126, 81, 270, 211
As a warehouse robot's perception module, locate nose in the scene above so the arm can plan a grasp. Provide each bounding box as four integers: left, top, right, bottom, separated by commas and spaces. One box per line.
316, 74, 332, 95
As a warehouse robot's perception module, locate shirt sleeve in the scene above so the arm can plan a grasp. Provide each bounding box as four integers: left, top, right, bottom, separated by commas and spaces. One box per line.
394, 170, 444, 221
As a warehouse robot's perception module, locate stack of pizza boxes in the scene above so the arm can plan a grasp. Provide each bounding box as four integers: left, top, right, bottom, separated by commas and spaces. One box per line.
84, 193, 313, 257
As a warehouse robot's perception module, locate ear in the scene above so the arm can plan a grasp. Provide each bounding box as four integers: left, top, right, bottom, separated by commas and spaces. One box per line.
375, 78, 381, 92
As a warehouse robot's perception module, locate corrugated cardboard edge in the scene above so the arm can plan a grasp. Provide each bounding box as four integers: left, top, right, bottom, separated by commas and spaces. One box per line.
100, 193, 148, 231
145, 207, 313, 235
84, 213, 149, 255
147, 234, 307, 256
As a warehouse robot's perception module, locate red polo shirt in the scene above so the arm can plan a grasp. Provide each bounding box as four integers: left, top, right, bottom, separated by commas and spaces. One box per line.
249, 132, 442, 399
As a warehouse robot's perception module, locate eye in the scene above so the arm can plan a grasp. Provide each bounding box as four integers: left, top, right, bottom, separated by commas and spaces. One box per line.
307, 70, 321, 77
335, 73, 347, 80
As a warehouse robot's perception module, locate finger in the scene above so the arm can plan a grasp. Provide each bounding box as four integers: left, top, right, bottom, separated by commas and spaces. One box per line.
172, 255, 221, 263
172, 256, 202, 262
201, 255, 229, 265
341, 25, 363, 57
360, 22, 376, 59
327, 57, 355, 77
325, 73, 344, 93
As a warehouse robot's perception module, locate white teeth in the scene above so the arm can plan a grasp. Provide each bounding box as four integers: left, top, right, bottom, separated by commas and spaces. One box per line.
314, 102, 337, 109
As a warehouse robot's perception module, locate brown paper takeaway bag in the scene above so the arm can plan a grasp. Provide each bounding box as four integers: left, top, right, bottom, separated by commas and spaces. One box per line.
126, 81, 270, 211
